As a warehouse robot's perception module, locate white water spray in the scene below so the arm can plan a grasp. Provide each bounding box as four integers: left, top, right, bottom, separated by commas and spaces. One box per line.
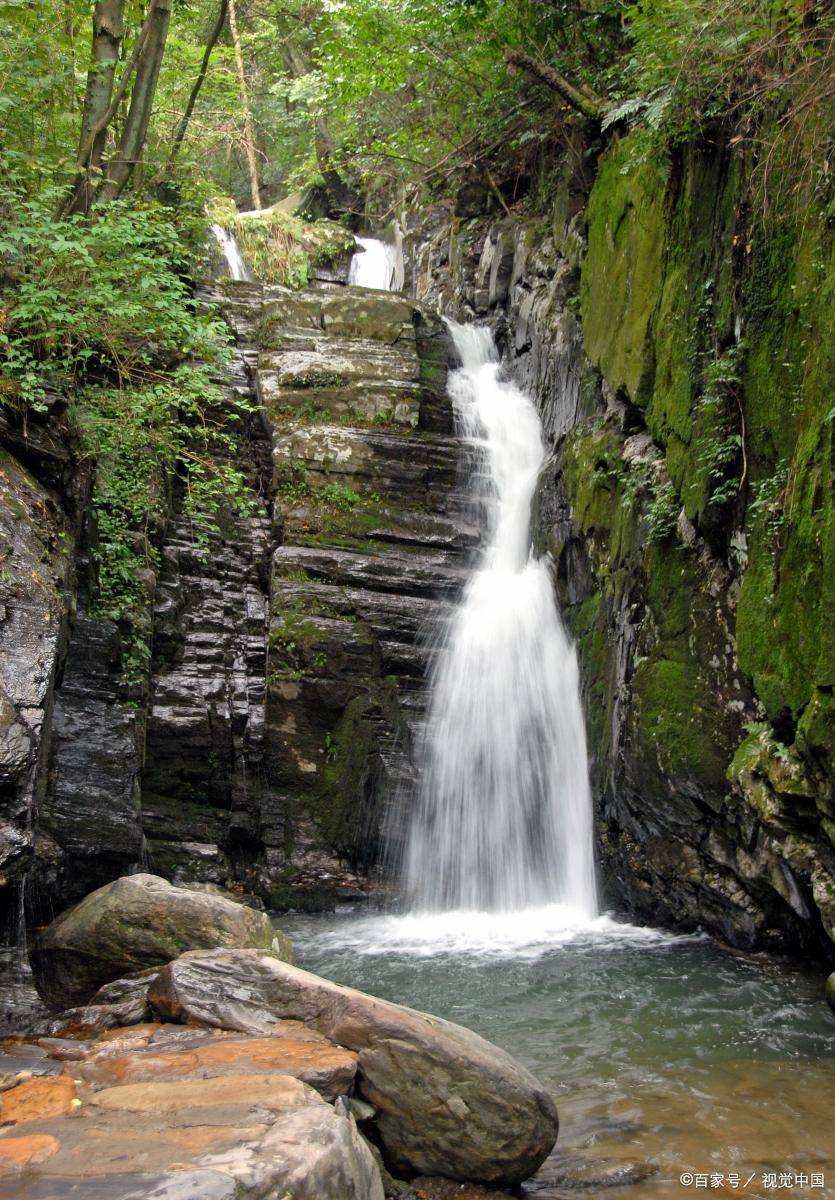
210, 223, 250, 282
404, 322, 598, 918
349, 236, 398, 290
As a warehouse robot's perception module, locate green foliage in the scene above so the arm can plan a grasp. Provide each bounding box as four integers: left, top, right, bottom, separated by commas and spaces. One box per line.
611, 2, 834, 219
0, 192, 222, 407
224, 208, 353, 287
0, 189, 256, 682
694, 341, 746, 510
319, 482, 362, 512
619, 460, 680, 544
748, 462, 789, 537
276, 459, 313, 503
646, 479, 680, 543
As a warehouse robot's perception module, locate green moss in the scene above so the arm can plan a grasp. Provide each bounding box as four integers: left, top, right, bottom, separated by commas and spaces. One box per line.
735, 220, 834, 719
562, 420, 623, 540
580, 130, 832, 800
570, 592, 614, 792
264, 883, 344, 913
728, 725, 817, 831
797, 689, 834, 781
230, 209, 354, 287
629, 545, 736, 803
283, 680, 403, 862
580, 134, 667, 405
268, 612, 339, 679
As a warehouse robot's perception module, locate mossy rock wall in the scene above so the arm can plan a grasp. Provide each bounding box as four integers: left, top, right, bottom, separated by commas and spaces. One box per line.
567, 131, 834, 955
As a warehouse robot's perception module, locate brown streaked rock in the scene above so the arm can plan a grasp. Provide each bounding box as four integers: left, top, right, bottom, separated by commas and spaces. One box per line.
79, 1036, 357, 1101
0, 1075, 77, 1126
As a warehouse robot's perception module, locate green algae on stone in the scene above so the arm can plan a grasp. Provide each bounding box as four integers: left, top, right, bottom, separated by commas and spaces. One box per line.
580, 135, 666, 405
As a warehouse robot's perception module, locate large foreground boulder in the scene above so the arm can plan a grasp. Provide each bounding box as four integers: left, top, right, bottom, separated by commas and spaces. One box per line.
31, 874, 292, 1010
148, 948, 558, 1185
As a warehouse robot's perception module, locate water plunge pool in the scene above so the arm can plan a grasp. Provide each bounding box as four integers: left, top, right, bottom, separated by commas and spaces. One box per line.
280, 905, 835, 1198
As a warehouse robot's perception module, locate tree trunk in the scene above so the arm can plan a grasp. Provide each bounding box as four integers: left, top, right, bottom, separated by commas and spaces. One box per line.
97, 0, 173, 204
503, 47, 604, 121
227, 0, 261, 210
64, 0, 125, 216
164, 0, 228, 173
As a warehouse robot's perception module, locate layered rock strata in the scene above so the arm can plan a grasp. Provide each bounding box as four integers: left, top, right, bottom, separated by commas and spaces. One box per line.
1, 277, 459, 927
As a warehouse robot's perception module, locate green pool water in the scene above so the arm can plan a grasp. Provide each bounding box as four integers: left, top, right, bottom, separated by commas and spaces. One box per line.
279, 905, 835, 1198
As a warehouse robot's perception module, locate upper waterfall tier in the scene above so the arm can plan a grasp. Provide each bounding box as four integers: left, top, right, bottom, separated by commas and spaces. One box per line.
210, 223, 250, 281
348, 237, 399, 290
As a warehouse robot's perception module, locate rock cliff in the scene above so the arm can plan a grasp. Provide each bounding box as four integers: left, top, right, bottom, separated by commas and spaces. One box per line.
1, 146, 832, 960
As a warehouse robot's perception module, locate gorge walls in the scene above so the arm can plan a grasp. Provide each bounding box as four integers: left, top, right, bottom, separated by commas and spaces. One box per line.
1, 135, 832, 960
404, 134, 833, 957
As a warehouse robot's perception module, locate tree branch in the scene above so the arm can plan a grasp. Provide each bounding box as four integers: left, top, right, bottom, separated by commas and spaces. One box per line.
164, 0, 228, 173
503, 47, 604, 121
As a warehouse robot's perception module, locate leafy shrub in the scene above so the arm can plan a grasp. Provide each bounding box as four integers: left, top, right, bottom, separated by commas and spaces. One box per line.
0, 194, 223, 407
319, 481, 362, 511
0, 192, 253, 680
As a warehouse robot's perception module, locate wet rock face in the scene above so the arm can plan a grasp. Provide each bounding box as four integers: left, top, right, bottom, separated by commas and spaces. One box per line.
0, 422, 79, 926
138, 281, 461, 908
30, 874, 289, 1009
139, 346, 274, 893
1, 274, 459, 934
256, 284, 463, 904
37, 618, 145, 909
147, 948, 559, 1185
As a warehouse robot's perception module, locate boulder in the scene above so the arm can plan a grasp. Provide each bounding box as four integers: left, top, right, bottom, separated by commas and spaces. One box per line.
30, 874, 292, 1010
826, 971, 835, 1013
148, 949, 558, 1185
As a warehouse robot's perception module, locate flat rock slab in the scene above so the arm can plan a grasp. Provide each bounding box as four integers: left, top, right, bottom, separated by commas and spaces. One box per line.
148, 948, 558, 1185
0, 1064, 383, 1200
78, 1035, 357, 1101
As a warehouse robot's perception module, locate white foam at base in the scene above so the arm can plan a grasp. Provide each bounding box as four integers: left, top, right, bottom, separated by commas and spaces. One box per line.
290, 906, 696, 960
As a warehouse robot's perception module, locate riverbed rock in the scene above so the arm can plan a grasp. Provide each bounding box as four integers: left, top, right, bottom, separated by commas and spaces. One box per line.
30, 874, 292, 1010
0, 1064, 384, 1200
826, 972, 835, 1013
77, 1033, 358, 1102
148, 948, 559, 1184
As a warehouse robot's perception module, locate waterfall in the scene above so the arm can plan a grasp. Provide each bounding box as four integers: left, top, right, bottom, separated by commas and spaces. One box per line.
404, 322, 598, 918
210, 223, 250, 282
349, 236, 398, 290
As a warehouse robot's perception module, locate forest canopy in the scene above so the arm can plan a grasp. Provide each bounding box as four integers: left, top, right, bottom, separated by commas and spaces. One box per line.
2, 0, 833, 215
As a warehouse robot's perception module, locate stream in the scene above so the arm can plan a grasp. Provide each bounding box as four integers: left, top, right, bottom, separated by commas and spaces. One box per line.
281, 906, 835, 1198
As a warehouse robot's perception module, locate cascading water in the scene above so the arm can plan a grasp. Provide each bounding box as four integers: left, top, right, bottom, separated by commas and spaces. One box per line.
348, 236, 398, 290
210, 223, 251, 282
404, 322, 598, 919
